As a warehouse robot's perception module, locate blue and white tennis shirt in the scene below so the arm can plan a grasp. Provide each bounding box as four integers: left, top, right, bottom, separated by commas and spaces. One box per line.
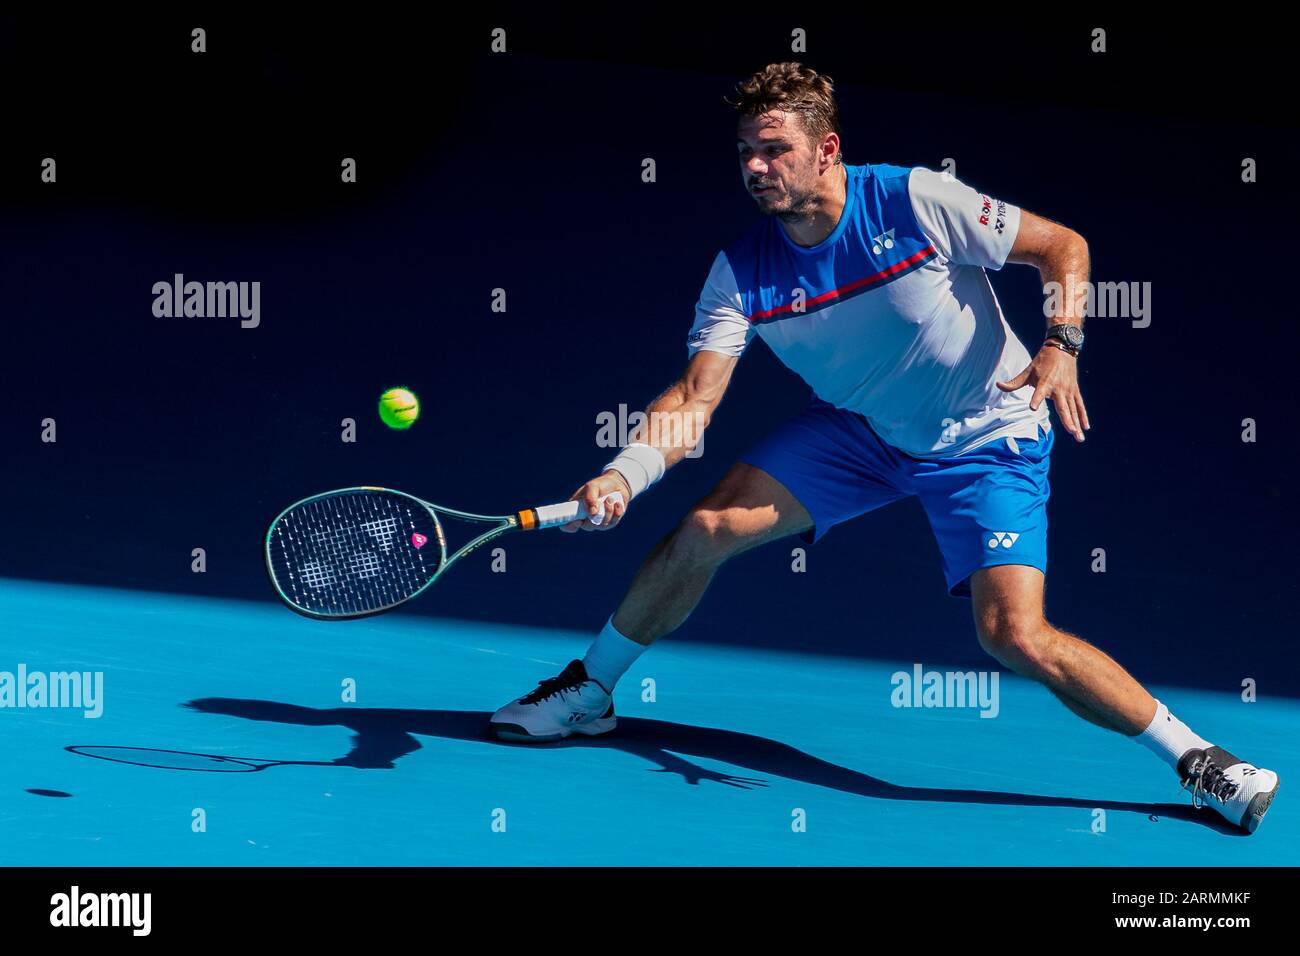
687, 164, 1050, 458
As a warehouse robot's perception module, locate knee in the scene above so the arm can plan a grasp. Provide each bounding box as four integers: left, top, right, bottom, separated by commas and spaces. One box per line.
665, 506, 741, 568
975, 608, 1052, 672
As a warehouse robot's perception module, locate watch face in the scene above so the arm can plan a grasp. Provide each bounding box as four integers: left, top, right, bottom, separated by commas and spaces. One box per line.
1054, 325, 1084, 347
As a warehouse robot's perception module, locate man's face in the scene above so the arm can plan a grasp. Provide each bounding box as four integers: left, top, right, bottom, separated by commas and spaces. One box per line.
737, 111, 822, 216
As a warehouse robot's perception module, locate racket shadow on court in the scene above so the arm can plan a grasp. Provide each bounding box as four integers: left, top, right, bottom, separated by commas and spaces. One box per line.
67, 696, 1240, 835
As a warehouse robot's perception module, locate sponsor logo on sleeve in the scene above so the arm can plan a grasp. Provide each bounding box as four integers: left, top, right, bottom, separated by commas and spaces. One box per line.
979, 196, 1009, 234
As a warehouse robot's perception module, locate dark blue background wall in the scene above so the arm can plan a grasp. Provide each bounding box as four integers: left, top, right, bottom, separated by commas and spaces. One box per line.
2, 14, 1296, 693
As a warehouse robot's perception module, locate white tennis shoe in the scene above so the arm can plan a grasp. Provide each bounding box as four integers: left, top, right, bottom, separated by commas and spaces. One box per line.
489, 659, 617, 743
1177, 746, 1279, 834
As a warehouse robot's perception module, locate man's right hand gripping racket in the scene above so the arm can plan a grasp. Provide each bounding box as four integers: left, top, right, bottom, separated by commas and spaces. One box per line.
265, 487, 622, 620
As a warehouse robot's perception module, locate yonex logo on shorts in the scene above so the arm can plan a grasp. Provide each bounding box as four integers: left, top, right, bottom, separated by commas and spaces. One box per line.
986, 531, 1021, 550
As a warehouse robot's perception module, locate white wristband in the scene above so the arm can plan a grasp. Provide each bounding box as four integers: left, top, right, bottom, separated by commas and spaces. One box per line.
602, 443, 666, 499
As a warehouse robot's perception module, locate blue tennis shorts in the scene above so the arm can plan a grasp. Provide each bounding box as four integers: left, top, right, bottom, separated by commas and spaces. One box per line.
740, 397, 1053, 597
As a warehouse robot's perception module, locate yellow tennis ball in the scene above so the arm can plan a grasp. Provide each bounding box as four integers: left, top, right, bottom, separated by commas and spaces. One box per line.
378, 387, 420, 430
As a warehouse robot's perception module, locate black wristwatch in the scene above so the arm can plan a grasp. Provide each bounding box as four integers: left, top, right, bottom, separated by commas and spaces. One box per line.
1044, 324, 1084, 357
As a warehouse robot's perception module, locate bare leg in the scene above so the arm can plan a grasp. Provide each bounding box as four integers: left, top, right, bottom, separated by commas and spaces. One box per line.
612, 463, 812, 645
970, 565, 1156, 735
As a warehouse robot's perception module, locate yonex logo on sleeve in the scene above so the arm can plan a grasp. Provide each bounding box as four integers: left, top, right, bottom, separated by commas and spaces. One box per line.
978, 196, 1008, 234
986, 531, 1021, 550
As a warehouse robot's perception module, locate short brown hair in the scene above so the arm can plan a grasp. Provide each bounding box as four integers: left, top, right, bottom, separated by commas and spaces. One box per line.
728, 62, 841, 150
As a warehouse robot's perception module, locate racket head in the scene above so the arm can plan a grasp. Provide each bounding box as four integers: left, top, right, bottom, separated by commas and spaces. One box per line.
264, 487, 447, 620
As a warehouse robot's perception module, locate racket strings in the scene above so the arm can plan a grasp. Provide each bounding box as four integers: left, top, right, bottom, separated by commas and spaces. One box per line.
268, 491, 442, 617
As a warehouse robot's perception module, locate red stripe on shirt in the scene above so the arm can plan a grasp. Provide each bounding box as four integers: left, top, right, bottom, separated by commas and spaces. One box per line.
748, 245, 936, 322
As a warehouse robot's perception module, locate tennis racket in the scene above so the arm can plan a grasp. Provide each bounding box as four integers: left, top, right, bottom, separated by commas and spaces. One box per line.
67, 745, 334, 773
264, 486, 622, 620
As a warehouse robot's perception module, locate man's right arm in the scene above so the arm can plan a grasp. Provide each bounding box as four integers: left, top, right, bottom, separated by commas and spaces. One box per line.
567, 350, 738, 531
566, 249, 752, 531
633, 348, 738, 470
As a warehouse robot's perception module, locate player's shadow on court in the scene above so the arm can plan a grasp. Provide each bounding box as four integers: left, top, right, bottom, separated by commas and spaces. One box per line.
74, 697, 1240, 835
63, 697, 1227, 832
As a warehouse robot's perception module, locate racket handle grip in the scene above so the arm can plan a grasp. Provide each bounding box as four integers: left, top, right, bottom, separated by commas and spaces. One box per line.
524, 493, 625, 530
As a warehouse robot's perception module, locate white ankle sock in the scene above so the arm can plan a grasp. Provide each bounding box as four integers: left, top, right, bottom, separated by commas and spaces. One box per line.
581, 616, 648, 692
1136, 699, 1212, 769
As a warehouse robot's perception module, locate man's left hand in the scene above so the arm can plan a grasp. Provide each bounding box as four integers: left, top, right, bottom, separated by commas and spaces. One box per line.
996, 345, 1090, 442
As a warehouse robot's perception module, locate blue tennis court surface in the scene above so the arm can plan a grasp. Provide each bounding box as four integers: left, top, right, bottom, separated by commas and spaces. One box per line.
3, 578, 1295, 866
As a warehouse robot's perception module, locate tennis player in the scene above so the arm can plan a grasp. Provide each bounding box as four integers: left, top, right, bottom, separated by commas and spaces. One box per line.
489, 62, 1278, 834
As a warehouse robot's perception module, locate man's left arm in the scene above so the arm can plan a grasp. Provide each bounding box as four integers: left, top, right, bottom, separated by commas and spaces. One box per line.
998, 210, 1091, 442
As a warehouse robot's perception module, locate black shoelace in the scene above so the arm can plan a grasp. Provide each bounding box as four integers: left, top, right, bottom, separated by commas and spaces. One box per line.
1182, 753, 1240, 809
519, 664, 586, 706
